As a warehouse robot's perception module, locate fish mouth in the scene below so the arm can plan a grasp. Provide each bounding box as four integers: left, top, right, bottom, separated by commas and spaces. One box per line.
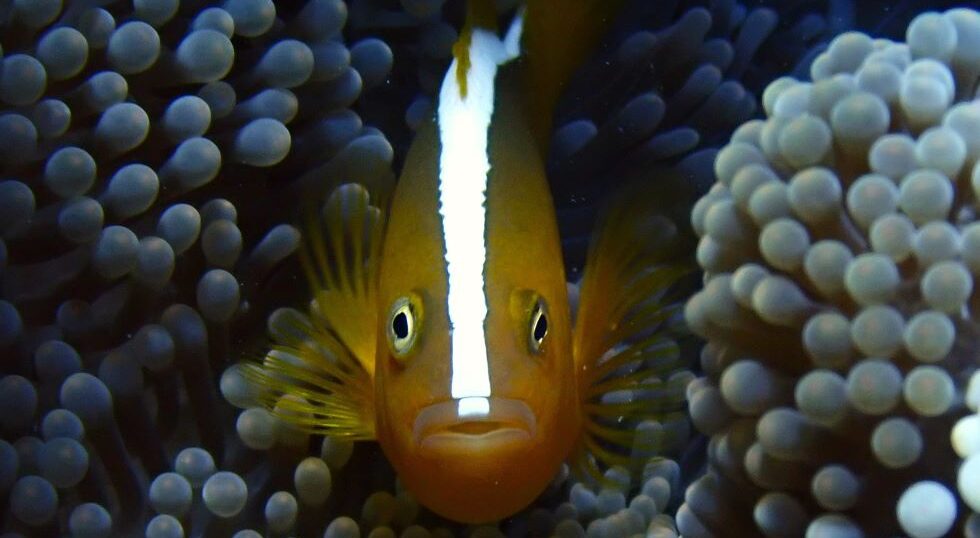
412, 397, 537, 452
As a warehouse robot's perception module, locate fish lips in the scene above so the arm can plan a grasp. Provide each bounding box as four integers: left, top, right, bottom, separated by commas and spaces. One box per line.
412, 397, 538, 454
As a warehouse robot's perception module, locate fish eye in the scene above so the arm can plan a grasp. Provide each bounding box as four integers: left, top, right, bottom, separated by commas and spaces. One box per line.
529, 298, 548, 353
387, 294, 422, 362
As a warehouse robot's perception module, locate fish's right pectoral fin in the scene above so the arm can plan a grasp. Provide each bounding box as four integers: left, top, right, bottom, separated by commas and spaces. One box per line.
303, 182, 388, 378
240, 320, 376, 440
238, 181, 389, 440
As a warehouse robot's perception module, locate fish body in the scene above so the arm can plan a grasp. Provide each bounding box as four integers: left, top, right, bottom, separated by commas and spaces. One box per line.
376, 48, 580, 520
246, 0, 692, 524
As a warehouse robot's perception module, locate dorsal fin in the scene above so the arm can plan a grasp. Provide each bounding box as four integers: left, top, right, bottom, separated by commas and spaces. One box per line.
523, 0, 626, 152
452, 0, 499, 98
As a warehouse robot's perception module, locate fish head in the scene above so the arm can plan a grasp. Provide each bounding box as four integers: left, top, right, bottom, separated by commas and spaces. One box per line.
373, 63, 580, 523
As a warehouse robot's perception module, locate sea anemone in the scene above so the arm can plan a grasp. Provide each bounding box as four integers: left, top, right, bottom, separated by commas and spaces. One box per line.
0, 0, 961, 536
684, 7, 980, 537
0, 0, 395, 535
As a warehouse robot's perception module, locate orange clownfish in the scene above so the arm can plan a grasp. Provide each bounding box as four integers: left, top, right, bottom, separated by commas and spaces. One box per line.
245, 0, 693, 524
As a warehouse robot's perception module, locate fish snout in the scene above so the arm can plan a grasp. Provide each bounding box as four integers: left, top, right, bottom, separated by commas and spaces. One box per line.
412, 397, 537, 453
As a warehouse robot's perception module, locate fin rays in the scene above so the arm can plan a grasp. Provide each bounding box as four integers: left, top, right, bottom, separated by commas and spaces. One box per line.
240, 182, 389, 440
304, 183, 387, 377
241, 336, 376, 439
570, 172, 697, 482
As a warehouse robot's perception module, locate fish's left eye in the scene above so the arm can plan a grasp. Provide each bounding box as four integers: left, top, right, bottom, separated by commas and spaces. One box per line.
529, 299, 548, 353
387, 294, 422, 363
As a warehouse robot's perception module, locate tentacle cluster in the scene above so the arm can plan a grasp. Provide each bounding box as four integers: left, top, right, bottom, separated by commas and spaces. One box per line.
0, 0, 397, 535
0, 0, 961, 536
684, 8, 980, 537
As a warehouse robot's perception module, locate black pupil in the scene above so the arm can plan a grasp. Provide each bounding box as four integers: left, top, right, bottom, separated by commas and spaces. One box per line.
393, 311, 409, 340
533, 310, 547, 342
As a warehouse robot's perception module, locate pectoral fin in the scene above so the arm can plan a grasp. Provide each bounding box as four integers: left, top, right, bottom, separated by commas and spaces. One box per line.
241, 183, 388, 439
303, 183, 387, 377
570, 169, 698, 478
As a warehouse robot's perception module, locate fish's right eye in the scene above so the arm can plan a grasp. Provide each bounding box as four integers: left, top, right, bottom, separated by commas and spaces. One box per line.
387, 294, 422, 363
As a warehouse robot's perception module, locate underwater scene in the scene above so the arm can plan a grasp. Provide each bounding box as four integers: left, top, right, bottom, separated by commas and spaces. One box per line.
2, 0, 980, 536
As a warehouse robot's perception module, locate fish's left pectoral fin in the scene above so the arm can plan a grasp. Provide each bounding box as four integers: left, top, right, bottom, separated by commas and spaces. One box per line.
303, 182, 388, 378
570, 169, 699, 479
